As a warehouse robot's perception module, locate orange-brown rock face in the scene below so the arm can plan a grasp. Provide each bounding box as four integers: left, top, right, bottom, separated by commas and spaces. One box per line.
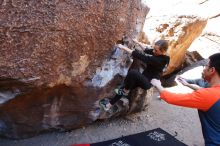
166, 16, 207, 75
0, 0, 148, 86
0, 0, 149, 138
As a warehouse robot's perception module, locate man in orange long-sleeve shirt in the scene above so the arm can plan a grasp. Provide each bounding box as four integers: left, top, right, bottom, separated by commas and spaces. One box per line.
151, 53, 220, 146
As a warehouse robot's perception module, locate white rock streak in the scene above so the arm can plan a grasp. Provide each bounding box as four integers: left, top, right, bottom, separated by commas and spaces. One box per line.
91, 47, 131, 87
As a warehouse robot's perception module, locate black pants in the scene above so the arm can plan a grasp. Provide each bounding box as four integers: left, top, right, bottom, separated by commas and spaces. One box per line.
110, 70, 152, 105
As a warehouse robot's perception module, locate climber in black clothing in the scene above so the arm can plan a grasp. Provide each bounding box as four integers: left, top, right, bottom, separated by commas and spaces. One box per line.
100, 39, 170, 111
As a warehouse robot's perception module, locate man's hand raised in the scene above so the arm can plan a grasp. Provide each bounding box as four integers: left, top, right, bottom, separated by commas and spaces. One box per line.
151, 79, 165, 93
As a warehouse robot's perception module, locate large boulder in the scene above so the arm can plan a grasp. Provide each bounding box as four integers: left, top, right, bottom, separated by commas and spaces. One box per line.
0, 0, 148, 86
0, 0, 149, 139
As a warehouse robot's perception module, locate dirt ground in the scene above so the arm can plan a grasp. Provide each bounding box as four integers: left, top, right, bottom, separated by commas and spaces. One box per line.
0, 89, 204, 146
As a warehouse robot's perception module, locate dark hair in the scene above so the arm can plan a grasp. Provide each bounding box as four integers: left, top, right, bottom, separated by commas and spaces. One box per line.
209, 53, 220, 75
155, 40, 169, 52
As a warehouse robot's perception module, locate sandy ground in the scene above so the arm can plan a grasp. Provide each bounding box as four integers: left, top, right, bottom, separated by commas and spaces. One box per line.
0, 90, 204, 146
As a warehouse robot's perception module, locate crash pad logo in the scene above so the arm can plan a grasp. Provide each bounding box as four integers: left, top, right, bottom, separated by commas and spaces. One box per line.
147, 131, 166, 141
109, 140, 131, 146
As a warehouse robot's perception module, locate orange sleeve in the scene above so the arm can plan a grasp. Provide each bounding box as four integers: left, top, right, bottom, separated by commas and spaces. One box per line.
160, 88, 219, 111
